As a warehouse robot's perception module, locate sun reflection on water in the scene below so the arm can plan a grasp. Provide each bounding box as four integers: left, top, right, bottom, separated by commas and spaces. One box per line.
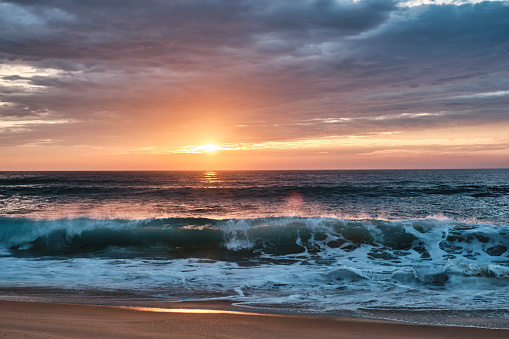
201, 171, 219, 185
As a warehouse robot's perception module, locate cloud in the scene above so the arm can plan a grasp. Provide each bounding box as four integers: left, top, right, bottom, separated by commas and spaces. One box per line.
0, 0, 508, 155
0, 0, 396, 65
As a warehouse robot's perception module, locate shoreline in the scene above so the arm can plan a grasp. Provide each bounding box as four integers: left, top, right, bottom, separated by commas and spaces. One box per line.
1, 287, 509, 330
2, 300, 509, 339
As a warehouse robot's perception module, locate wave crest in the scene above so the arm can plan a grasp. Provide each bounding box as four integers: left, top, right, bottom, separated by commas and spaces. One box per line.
1, 216, 508, 264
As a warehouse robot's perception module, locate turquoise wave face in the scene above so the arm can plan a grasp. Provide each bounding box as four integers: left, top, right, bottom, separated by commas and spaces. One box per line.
2, 216, 508, 264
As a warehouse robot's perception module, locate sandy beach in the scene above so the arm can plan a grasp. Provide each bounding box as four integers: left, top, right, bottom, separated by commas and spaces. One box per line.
1, 300, 508, 338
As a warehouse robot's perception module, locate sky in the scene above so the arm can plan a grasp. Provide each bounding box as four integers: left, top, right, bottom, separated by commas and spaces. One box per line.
1, 0, 508, 170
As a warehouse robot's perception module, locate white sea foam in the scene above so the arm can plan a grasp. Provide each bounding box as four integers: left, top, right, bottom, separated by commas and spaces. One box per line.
0, 214, 508, 314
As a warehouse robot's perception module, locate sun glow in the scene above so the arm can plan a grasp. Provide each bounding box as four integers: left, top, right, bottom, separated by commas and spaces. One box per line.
196, 143, 221, 153
177, 143, 222, 154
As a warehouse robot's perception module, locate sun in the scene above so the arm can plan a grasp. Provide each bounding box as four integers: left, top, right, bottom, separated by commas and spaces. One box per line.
174, 143, 224, 154
195, 143, 222, 153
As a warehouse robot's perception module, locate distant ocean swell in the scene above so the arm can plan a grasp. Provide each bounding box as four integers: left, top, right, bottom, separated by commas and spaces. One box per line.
3, 183, 509, 198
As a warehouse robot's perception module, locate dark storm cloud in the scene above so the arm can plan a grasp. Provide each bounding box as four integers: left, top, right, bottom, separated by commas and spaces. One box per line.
0, 0, 396, 66
351, 1, 509, 89
1, 0, 508, 147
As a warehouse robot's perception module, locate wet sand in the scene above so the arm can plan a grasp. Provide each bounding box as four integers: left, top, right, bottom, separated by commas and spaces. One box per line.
1, 300, 508, 338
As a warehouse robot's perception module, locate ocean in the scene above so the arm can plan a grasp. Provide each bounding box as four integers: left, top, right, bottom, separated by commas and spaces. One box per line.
1, 170, 508, 326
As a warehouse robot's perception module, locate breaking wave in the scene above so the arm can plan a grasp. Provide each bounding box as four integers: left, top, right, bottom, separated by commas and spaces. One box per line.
1, 216, 509, 313
2, 216, 508, 262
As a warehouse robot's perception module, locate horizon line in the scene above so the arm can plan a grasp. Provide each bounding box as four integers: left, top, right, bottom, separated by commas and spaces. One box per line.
1, 168, 508, 172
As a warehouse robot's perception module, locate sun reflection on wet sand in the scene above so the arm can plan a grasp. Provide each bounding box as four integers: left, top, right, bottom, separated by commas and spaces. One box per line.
121, 307, 287, 317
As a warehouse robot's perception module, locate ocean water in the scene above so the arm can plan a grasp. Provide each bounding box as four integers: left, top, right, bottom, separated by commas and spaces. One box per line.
1, 170, 509, 324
